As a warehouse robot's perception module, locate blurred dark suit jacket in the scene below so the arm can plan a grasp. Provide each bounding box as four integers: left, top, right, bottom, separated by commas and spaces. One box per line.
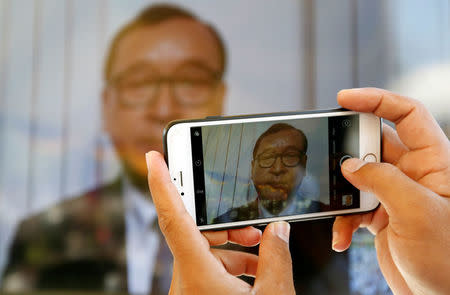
1, 179, 148, 293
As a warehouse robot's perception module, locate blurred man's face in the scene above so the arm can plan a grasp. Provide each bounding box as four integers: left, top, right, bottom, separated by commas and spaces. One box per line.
103, 18, 225, 181
251, 129, 307, 215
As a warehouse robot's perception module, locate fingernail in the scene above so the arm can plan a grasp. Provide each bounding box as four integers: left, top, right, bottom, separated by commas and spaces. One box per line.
342, 158, 367, 173
272, 222, 290, 243
256, 228, 263, 238
332, 231, 339, 251
338, 88, 363, 95
145, 151, 152, 173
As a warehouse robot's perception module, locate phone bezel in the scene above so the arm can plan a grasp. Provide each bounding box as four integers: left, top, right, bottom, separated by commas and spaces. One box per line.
164, 109, 381, 230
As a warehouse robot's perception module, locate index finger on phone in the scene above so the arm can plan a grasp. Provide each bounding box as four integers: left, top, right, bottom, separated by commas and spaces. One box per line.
146, 151, 209, 263
337, 88, 448, 151
203, 227, 262, 247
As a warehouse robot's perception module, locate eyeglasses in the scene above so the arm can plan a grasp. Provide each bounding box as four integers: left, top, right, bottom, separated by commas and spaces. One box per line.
109, 63, 221, 108
256, 151, 305, 168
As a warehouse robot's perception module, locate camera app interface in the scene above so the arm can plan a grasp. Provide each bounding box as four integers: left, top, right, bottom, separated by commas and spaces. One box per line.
190, 114, 359, 225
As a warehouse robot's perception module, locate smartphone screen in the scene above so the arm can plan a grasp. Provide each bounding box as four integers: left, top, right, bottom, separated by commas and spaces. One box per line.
190, 114, 360, 226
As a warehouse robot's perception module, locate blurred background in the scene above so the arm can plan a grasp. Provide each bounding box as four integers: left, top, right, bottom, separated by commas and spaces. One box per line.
0, 0, 448, 294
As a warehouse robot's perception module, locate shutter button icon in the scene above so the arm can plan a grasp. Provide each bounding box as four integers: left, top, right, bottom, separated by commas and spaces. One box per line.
363, 153, 377, 162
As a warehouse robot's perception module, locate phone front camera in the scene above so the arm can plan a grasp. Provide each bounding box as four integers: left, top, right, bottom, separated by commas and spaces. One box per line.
342, 119, 352, 128
181, 192, 184, 196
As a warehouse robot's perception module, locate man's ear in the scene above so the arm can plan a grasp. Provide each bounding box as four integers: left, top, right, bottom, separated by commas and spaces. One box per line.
251, 159, 256, 178
101, 87, 111, 132
301, 155, 308, 168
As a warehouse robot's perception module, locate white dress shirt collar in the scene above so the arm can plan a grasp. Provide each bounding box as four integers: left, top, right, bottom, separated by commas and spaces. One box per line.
123, 176, 160, 295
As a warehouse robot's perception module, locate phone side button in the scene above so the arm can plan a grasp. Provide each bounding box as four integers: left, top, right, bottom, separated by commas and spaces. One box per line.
363, 153, 377, 162
205, 116, 222, 119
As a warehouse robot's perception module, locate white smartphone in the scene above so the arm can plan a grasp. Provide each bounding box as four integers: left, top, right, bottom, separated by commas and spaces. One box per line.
163, 109, 381, 230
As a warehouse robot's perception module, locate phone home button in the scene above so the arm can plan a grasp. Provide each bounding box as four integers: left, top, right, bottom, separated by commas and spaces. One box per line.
363, 153, 377, 162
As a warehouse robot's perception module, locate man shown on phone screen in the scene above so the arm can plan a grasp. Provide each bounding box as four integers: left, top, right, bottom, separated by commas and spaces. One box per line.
214, 123, 322, 223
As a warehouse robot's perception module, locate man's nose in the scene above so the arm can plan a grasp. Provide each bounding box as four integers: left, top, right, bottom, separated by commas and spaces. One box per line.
270, 157, 286, 175
150, 82, 175, 119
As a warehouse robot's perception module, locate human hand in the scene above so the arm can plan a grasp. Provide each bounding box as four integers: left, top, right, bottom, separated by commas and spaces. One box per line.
146, 151, 295, 295
332, 88, 450, 295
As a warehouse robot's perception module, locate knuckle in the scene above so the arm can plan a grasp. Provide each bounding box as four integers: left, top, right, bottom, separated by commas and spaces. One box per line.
157, 208, 177, 235
377, 162, 399, 175
359, 162, 399, 193
333, 215, 352, 228
408, 98, 433, 119
270, 242, 292, 265
410, 98, 426, 110
253, 282, 295, 295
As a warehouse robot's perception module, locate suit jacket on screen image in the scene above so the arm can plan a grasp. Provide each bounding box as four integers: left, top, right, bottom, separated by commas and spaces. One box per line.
213, 198, 327, 224
0, 179, 170, 294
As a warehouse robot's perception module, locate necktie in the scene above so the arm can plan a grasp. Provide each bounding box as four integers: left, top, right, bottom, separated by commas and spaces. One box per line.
149, 221, 173, 295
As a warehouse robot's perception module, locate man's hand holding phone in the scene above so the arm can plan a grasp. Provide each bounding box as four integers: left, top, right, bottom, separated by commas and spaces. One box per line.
146, 151, 295, 294
332, 88, 450, 295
